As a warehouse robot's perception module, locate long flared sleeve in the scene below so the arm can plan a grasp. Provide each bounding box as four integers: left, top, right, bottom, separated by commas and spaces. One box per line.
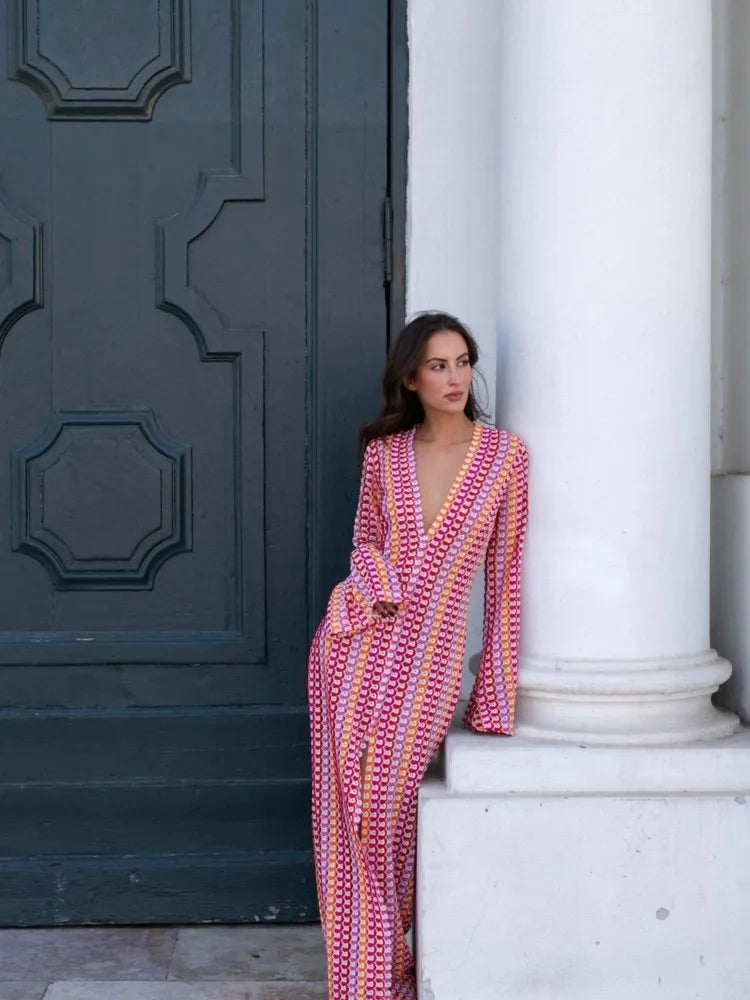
464, 440, 529, 735
326, 438, 403, 635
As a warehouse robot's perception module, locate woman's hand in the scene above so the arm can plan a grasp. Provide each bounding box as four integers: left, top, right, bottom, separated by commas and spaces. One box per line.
373, 600, 399, 618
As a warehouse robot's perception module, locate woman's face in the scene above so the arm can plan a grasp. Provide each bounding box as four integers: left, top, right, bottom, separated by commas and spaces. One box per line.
404, 329, 473, 416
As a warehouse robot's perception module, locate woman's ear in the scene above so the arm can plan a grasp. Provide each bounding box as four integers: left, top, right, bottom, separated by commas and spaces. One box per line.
403, 376, 415, 392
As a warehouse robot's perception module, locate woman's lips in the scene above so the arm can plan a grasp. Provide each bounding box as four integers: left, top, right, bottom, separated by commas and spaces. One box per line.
444, 391, 464, 401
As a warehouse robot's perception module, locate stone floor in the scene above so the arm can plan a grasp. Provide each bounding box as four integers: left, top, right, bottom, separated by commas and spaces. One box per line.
0, 925, 327, 1000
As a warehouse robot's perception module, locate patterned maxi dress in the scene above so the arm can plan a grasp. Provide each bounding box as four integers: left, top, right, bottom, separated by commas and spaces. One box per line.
307, 421, 529, 1000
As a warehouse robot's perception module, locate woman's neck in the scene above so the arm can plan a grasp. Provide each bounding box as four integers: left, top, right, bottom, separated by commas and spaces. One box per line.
416, 411, 474, 443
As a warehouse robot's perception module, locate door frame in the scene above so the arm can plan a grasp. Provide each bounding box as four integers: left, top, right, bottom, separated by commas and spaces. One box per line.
309, 0, 408, 627
388, 0, 408, 347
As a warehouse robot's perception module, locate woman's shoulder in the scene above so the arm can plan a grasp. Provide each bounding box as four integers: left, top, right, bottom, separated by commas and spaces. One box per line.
478, 422, 527, 450
361, 430, 406, 470
482, 425, 529, 479
364, 427, 411, 452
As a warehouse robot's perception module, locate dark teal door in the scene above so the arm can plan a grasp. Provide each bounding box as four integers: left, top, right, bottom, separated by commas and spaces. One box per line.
0, 0, 393, 924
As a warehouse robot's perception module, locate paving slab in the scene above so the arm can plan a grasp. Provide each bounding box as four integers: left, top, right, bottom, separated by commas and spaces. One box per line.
0, 928, 176, 981
0, 986, 49, 1000
168, 926, 325, 982
44, 983, 327, 1000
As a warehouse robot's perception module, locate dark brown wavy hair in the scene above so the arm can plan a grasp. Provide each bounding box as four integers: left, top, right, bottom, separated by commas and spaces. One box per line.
359, 311, 488, 452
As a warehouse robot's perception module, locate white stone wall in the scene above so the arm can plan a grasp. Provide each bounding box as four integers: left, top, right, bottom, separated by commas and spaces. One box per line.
406, 0, 500, 404
406, 0, 502, 696
712, 0, 750, 722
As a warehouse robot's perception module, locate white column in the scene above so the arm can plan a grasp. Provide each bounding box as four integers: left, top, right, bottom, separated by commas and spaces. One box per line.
494, 0, 739, 743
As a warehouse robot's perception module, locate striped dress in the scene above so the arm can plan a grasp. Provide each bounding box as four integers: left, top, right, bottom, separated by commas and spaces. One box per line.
307, 421, 529, 1000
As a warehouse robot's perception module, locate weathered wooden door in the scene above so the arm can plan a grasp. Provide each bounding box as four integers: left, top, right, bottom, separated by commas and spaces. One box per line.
0, 1, 394, 924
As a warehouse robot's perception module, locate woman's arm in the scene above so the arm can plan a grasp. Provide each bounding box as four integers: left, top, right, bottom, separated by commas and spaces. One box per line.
464, 441, 530, 735
348, 438, 401, 615
352, 439, 383, 549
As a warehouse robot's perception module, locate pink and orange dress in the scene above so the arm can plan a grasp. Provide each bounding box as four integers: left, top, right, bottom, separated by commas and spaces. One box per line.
307, 421, 529, 1000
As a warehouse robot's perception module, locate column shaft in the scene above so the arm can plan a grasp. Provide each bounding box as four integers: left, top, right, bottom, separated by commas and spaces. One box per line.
495, 0, 738, 741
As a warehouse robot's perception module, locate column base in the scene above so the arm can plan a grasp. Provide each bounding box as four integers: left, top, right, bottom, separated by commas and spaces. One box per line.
417, 730, 750, 1000
514, 650, 740, 744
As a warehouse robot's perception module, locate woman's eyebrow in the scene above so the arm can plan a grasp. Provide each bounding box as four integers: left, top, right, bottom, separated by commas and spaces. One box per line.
425, 352, 470, 363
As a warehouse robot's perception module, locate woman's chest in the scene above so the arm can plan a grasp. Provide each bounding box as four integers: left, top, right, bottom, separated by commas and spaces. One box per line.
379, 429, 508, 549
412, 439, 476, 535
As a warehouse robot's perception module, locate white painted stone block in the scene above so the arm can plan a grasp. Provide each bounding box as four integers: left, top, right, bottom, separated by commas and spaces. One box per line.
416, 734, 750, 1000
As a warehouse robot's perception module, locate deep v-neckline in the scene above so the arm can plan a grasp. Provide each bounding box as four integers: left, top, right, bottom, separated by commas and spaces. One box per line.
407, 422, 482, 540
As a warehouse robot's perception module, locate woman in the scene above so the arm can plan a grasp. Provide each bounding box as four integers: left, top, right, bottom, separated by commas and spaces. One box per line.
307, 311, 529, 1000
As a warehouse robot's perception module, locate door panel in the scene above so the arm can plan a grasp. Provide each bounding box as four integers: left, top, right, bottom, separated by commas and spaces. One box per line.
0, 0, 390, 924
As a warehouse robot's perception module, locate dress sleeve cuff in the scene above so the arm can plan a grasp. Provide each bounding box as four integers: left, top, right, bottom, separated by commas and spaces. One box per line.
326, 544, 404, 635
